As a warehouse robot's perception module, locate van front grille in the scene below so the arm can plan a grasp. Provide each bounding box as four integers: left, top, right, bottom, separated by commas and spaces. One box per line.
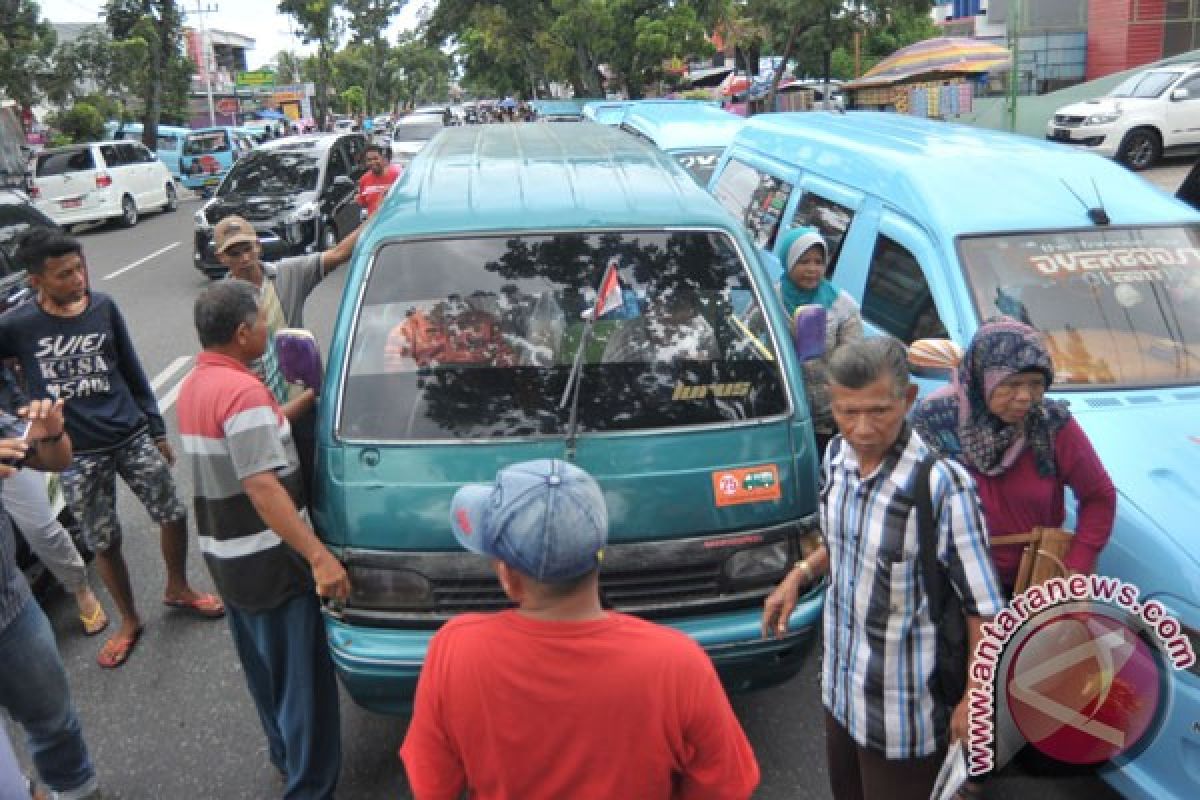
1054, 115, 1086, 127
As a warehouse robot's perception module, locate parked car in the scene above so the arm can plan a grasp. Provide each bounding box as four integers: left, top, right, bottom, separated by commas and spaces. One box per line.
532, 99, 590, 121
619, 100, 745, 186
712, 111, 1200, 800
30, 141, 178, 229
1048, 61, 1200, 169
582, 100, 633, 125
390, 113, 446, 170
179, 126, 257, 193
308, 123, 827, 714
110, 123, 191, 180
192, 132, 366, 278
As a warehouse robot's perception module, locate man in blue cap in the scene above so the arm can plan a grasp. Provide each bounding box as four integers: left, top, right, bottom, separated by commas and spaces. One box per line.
400, 459, 760, 800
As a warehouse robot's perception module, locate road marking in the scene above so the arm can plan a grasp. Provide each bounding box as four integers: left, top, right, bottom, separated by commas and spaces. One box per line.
157, 370, 191, 413
103, 242, 180, 281
151, 356, 192, 393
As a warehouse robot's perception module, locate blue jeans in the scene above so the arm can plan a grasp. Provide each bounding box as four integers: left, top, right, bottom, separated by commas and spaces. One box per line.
226, 591, 340, 800
0, 600, 95, 795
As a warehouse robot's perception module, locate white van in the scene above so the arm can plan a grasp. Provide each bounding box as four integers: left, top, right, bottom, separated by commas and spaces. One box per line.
31, 141, 177, 228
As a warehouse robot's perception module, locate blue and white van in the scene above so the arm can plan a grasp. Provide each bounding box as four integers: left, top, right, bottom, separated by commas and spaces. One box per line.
711, 111, 1200, 800
619, 100, 745, 187
111, 123, 190, 180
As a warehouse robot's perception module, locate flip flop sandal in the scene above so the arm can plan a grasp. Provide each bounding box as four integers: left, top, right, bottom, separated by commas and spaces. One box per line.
79, 603, 109, 636
97, 626, 144, 669
163, 592, 225, 618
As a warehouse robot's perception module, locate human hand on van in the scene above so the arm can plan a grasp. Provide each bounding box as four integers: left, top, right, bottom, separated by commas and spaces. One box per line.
311, 548, 351, 603
762, 569, 805, 639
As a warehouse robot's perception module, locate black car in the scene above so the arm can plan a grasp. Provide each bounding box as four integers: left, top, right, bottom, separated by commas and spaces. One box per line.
192, 132, 367, 278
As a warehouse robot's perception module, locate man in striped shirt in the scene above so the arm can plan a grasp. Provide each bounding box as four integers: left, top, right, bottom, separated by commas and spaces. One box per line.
177, 280, 350, 799
764, 336, 1003, 800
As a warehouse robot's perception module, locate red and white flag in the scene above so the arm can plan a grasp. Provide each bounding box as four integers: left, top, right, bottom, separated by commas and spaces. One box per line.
585, 257, 623, 320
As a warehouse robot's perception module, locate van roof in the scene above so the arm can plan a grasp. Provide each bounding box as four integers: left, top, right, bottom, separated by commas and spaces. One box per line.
621, 101, 745, 151
369, 123, 735, 237
731, 112, 1197, 237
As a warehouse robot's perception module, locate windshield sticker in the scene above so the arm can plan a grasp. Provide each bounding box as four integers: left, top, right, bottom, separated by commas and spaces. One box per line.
1027, 246, 1200, 281
712, 465, 782, 507
672, 381, 752, 401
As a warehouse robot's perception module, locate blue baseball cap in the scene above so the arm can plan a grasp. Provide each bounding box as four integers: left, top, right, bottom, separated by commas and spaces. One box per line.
449, 459, 608, 583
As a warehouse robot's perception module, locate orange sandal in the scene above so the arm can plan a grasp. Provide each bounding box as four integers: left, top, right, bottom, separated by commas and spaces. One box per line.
79, 603, 109, 636
97, 626, 144, 669
163, 592, 225, 618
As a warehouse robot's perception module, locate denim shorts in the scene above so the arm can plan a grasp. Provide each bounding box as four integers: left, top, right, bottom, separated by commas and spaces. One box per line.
61, 429, 187, 553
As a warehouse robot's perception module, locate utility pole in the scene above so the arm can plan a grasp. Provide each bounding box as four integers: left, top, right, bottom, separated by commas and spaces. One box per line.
1007, 0, 1021, 133
189, 0, 219, 126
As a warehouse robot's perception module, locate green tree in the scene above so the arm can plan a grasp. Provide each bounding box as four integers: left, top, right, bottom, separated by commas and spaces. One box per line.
104, 0, 191, 147
343, 0, 405, 114
0, 0, 57, 106
390, 30, 454, 108
273, 49, 303, 85
49, 101, 106, 143
278, 0, 341, 129
339, 84, 365, 115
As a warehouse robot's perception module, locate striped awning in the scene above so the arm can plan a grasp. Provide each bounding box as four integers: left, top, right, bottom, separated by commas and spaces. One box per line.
844, 36, 1011, 89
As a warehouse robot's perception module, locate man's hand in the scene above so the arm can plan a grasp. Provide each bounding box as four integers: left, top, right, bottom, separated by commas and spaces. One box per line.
950, 695, 970, 744
19, 398, 65, 442
310, 549, 351, 602
155, 437, 176, 467
281, 388, 316, 422
0, 437, 28, 478
762, 568, 806, 639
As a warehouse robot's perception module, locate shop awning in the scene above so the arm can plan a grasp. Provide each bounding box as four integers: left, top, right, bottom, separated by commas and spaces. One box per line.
844, 36, 1011, 89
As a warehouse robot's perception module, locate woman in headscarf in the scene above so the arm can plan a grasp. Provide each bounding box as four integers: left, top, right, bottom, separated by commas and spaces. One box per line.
911, 317, 1116, 594
773, 227, 863, 456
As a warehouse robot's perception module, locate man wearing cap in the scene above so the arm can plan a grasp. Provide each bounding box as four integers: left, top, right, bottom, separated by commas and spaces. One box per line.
213, 215, 362, 495
400, 459, 760, 800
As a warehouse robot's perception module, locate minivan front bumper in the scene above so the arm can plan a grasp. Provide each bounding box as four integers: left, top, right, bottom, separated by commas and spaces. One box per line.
324, 587, 824, 715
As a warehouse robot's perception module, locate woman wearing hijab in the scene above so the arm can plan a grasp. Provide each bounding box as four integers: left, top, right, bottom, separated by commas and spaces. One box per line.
911, 317, 1116, 594
773, 227, 863, 456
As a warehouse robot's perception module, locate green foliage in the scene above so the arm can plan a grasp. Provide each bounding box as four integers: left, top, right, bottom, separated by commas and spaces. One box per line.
49, 102, 106, 143
339, 85, 365, 114
102, 1, 190, 142
278, 0, 341, 126
0, 0, 57, 106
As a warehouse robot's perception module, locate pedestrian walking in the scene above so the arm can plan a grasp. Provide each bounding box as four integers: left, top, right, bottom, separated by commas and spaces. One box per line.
356, 144, 400, 217
177, 280, 350, 799
213, 214, 361, 498
400, 458, 760, 800
772, 227, 863, 456
1, 363, 106, 635
762, 336, 1004, 800
0, 394, 100, 799
1, 229, 223, 670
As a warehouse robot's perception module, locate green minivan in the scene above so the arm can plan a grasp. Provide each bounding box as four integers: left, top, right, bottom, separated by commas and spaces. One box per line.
312, 123, 826, 713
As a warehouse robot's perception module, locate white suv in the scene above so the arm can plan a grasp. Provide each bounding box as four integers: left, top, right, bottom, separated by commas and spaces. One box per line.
1047, 62, 1200, 170
31, 140, 178, 228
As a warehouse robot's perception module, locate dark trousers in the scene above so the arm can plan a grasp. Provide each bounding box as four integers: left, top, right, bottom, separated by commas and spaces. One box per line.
227, 591, 341, 800
825, 711, 944, 800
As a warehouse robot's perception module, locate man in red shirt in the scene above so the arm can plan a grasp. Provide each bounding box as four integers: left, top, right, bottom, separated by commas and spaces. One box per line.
356, 144, 400, 217
400, 459, 760, 800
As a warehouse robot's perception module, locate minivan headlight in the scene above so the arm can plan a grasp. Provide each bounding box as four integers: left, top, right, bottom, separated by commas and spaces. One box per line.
347, 566, 433, 610
1086, 111, 1122, 125
284, 201, 319, 225
724, 541, 790, 584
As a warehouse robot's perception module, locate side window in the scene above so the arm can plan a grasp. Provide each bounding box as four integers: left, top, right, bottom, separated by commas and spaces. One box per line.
327, 147, 350, 181
1177, 74, 1200, 95
99, 145, 121, 168
344, 135, 365, 167
135, 144, 155, 163
791, 193, 854, 277
861, 235, 948, 342
711, 159, 792, 250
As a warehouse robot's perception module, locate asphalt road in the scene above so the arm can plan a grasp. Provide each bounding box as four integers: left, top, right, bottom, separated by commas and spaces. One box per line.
8, 184, 1172, 798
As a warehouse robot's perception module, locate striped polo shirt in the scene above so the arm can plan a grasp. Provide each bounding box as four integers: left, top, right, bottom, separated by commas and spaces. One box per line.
820, 428, 1003, 759
177, 351, 312, 612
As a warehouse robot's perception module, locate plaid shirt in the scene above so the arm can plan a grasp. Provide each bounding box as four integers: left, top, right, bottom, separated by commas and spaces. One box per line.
820, 428, 1003, 759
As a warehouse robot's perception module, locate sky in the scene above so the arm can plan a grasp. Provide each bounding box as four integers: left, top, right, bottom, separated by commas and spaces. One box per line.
38, 0, 430, 70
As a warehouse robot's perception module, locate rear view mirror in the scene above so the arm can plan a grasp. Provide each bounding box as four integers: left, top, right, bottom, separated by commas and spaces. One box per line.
274, 328, 324, 395
908, 338, 963, 380
792, 305, 827, 361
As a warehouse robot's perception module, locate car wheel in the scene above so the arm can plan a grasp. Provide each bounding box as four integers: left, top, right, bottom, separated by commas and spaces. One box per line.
1117, 128, 1161, 171
164, 183, 178, 212
120, 194, 138, 227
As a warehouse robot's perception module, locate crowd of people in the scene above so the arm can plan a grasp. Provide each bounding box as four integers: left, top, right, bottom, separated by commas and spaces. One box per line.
0, 222, 1115, 800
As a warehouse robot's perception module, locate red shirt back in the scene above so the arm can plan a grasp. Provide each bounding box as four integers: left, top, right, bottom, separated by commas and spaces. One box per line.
400, 610, 759, 800
357, 164, 400, 215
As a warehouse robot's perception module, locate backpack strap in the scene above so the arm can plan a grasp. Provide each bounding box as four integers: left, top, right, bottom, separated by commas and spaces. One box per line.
913, 454, 946, 623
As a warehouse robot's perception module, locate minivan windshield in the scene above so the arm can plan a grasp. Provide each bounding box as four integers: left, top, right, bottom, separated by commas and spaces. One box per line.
959, 226, 1200, 388
393, 117, 442, 142
1109, 70, 1182, 99
339, 231, 788, 440
184, 131, 230, 155
220, 151, 319, 195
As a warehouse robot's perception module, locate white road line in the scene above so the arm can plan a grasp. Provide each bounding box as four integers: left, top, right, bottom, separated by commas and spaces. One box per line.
150, 355, 192, 393
157, 369, 192, 413
103, 242, 180, 281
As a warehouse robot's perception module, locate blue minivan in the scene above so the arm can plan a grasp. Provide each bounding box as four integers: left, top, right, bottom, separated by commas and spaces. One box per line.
110, 123, 190, 179
711, 111, 1200, 800
179, 126, 256, 192
619, 100, 745, 187
312, 123, 827, 713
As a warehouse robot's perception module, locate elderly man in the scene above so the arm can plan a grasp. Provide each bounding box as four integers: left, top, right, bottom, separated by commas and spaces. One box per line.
177, 280, 350, 799
763, 336, 1003, 800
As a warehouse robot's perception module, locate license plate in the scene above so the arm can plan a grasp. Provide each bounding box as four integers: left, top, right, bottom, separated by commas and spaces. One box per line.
204, 177, 220, 186
60, 198, 82, 209
1052, 128, 1071, 141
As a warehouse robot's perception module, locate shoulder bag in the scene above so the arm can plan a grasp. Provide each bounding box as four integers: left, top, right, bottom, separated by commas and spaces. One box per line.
989, 528, 1074, 595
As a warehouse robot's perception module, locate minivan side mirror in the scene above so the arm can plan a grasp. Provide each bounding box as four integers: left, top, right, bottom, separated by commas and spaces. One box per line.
792, 305, 827, 361
333, 174, 355, 190
908, 338, 963, 380
1172, 88, 1191, 101
274, 328, 324, 395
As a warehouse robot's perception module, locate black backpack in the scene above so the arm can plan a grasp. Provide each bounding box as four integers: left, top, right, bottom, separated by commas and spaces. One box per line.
913, 454, 968, 719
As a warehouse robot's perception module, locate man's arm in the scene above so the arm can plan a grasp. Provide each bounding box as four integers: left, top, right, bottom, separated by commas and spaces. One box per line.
951, 614, 988, 743
241, 471, 349, 600
678, 647, 761, 799
18, 397, 72, 472
319, 222, 364, 276
109, 300, 170, 449
762, 541, 827, 639
399, 632, 467, 800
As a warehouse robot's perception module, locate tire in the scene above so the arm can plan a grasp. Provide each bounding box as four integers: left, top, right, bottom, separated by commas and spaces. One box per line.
164, 183, 178, 212
1116, 127, 1161, 171
120, 194, 138, 228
